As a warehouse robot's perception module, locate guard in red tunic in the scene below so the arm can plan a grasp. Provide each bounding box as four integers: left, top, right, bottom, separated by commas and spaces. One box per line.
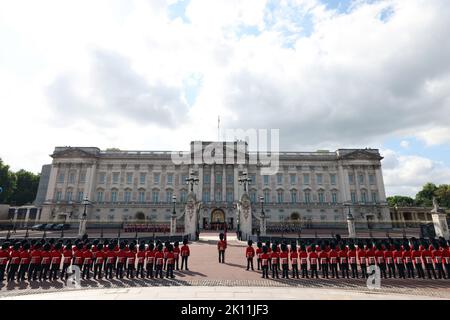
82, 243, 93, 280
218, 233, 227, 263
18, 242, 31, 282
39, 243, 52, 281
280, 244, 289, 279
60, 243, 72, 280
443, 241, 450, 278
163, 241, 169, 270
180, 239, 190, 271
49, 243, 62, 281
375, 242, 387, 279
260, 246, 269, 278
357, 241, 367, 278
366, 242, 376, 268
136, 243, 146, 278
246, 240, 255, 271
299, 243, 309, 278
348, 243, 358, 278
126, 243, 136, 278
0, 242, 9, 282
431, 242, 445, 279
94, 243, 105, 279
412, 242, 424, 278
338, 244, 349, 279
7, 243, 21, 282
105, 244, 116, 279
28, 243, 42, 281
173, 241, 180, 271
166, 244, 175, 278
384, 243, 395, 278
290, 242, 299, 278
256, 242, 263, 271
116, 242, 126, 279
309, 244, 319, 278
146, 242, 155, 278
318, 244, 329, 279
329, 244, 339, 279
422, 243, 436, 279
393, 243, 405, 279
155, 243, 164, 278
270, 244, 279, 279
403, 243, 414, 278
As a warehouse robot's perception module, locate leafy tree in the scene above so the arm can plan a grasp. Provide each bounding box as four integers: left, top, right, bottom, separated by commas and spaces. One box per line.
9, 169, 40, 206
0, 158, 17, 204
415, 182, 438, 207
387, 196, 415, 207
435, 184, 450, 208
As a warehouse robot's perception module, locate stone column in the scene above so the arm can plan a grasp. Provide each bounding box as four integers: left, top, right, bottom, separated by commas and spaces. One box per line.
431, 200, 450, 240
45, 164, 58, 201
170, 215, 177, 236
260, 215, 267, 236
78, 216, 87, 237
198, 166, 203, 201
338, 164, 349, 203
184, 193, 198, 240
24, 208, 31, 228
239, 193, 252, 241
375, 166, 387, 202
222, 166, 226, 203
210, 165, 215, 202
347, 211, 356, 239
233, 167, 239, 201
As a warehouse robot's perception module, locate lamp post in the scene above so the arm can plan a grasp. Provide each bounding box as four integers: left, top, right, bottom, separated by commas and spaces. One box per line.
170, 195, 177, 236
186, 169, 199, 192
238, 171, 251, 193
78, 196, 90, 238
345, 203, 356, 239
259, 196, 266, 236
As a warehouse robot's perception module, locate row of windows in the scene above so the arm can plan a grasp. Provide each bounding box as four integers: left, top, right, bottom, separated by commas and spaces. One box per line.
348, 173, 376, 185
55, 191, 84, 202
57, 172, 86, 184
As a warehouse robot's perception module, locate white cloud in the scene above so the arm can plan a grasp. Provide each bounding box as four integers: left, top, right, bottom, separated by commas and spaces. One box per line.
400, 140, 409, 148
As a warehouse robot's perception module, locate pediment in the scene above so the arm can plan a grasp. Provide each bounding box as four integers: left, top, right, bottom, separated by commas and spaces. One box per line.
338, 150, 382, 161
51, 147, 98, 159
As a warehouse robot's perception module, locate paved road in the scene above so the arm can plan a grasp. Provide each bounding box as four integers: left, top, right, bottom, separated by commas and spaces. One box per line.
1, 234, 449, 299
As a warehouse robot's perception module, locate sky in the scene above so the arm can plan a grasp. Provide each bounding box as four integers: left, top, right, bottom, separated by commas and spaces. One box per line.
1, 0, 450, 197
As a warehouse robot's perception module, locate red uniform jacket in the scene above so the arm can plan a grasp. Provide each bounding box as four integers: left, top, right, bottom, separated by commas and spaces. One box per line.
299, 251, 308, 265
432, 249, 443, 264
384, 250, 394, 265
290, 251, 299, 265
41, 251, 51, 265
357, 249, 367, 265
442, 248, 450, 264
181, 245, 190, 257
116, 250, 127, 264
422, 249, 433, 264
137, 251, 146, 264
82, 250, 93, 265
73, 250, 83, 265
163, 247, 168, 259
348, 249, 357, 264
280, 252, 289, 265
375, 250, 385, 265
0, 249, 9, 265
155, 251, 164, 265
402, 250, 412, 264
62, 249, 73, 265
166, 252, 175, 265
105, 251, 116, 265
95, 250, 105, 265
411, 250, 422, 265
173, 247, 180, 260
246, 246, 255, 258
329, 250, 338, 264
366, 248, 376, 265
9, 250, 21, 265
308, 252, 318, 266
256, 248, 262, 260
127, 250, 136, 266
318, 251, 328, 265
19, 250, 30, 265
30, 249, 42, 264
270, 251, 279, 265
393, 250, 404, 264
260, 253, 269, 266
146, 250, 155, 264
338, 250, 348, 264
217, 240, 227, 251
50, 250, 62, 266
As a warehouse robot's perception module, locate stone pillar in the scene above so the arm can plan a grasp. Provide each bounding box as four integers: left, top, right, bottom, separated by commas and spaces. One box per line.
24, 208, 31, 228
260, 215, 267, 236
338, 164, 350, 203
431, 199, 449, 240
222, 166, 226, 203
233, 167, 239, 202
170, 215, 177, 236
238, 193, 252, 241
184, 192, 198, 240
375, 166, 387, 202
78, 216, 87, 237
347, 211, 356, 239
198, 166, 203, 200
45, 164, 58, 201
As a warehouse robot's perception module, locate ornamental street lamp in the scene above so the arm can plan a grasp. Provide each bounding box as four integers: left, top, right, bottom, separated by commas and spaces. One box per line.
78, 197, 91, 237
170, 195, 177, 236
186, 169, 199, 192
238, 171, 251, 193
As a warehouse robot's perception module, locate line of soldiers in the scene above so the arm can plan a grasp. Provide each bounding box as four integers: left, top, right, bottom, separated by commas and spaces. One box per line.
0, 237, 191, 283
245, 236, 450, 280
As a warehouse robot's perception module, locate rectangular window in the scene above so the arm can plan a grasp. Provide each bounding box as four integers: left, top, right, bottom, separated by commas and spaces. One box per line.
111, 191, 117, 203
358, 174, 364, 185
140, 173, 146, 185
69, 173, 75, 184
124, 191, 131, 203
316, 174, 323, 185
166, 190, 173, 203
66, 191, 72, 202
263, 175, 269, 185
371, 192, 378, 203
330, 174, 336, 185
304, 192, 311, 204
250, 192, 256, 203
351, 192, 356, 204
126, 173, 133, 184
349, 174, 355, 184
216, 191, 222, 202
56, 191, 62, 201
303, 173, 310, 185
77, 191, 83, 202
226, 191, 233, 203
291, 191, 297, 203
98, 173, 106, 184
216, 174, 222, 184
226, 174, 233, 184
152, 191, 159, 203
203, 174, 210, 184
181, 191, 187, 203
202, 191, 210, 202
167, 173, 173, 185
332, 192, 337, 204
57, 173, 65, 183
112, 172, 119, 184
369, 174, 375, 185
153, 173, 160, 184
139, 191, 145, 203
318, 192, 324, 203
181, 175, 188, 186
97, 191, 104, 202
276, 174, 283, 185
361, 192, 367, 203
264, 190, 270, 203
290, 174, 296, 185
277, 191, 283, 203
79, 172, 86, 183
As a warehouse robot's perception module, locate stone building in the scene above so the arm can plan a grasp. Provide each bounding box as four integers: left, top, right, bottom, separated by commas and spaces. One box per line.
35, 141, 392, 231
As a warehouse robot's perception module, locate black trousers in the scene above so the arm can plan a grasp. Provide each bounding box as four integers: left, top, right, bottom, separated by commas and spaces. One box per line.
415, 263, 425, 278
246, 258, 254, 270
181, 256, 189, 270
444, 263, 450, 279
261, 265, 269, 278
425, 263, 436, 279
60, 263, 70, 280
330, 263, 339, 278
272, 264, 279, 278
137, 263, 144, 278
301, 263, 308, 278
218, 250, 225, 263
321, 263, 329, 278
257, 258, 261, 270
350, 263, 359, 278
405, 262, 415, 278
378, 263, 387, 279
0, 265, 6, 281
82, 263, 92, 279
175, 257, 179, 270
155, 264, 163, 278
116, 263, 124, 279
360, 264, 367, 278
94, 263, 103, 279
292, 264, 299, 278
387, 263, 396, 278
28, 263, 40, 281
18, 264, 29, 281
49, 264, 59, 281
146, 263, 154, 278
340, 263, 349, 278
7, 264, 19, 281
39, 264, 50, 280
282, 264, 289, 278
396, 263, 406, 279
435, 263, 445, 279
126, 264, 135, 278
105, 263, 114, 279
310, 265, 318, 278
166, 264, 174, 278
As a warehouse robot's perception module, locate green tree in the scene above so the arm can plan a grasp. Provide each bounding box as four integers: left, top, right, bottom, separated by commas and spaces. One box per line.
387, 195, 415, 207
0, 158, 17, 204
435, 184, 450, 208
415, 182, 438, 206
9, 169, 40, 206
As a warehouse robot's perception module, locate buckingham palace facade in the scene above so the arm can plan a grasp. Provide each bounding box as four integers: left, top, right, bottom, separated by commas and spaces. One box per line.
37, 141, 392, 230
